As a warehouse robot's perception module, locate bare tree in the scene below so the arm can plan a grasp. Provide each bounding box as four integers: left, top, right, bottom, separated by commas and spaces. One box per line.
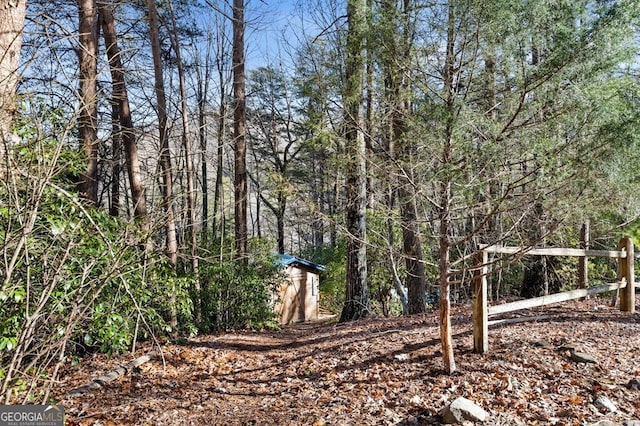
0, 0, 27, 164
146, 0, 178, 327
98, 0, 149, 223
194, 30, 213, 238
232, 0, 247, 263
77, 0, 99, 205
213, 12, 231, 244
108, 102, 122, 217
167, 0, 200, 323
247, 66, 305, 254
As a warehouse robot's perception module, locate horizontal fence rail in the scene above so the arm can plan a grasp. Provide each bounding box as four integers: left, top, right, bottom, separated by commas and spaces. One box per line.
487, 281, 627, 316
480, 245, 627, 258
473, 237, 636, 353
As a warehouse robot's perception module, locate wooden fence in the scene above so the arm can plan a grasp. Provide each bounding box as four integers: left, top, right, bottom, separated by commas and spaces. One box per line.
472, 237, 637, 353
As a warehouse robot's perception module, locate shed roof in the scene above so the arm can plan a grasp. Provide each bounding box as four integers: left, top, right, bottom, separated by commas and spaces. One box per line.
277, 254, 326, 272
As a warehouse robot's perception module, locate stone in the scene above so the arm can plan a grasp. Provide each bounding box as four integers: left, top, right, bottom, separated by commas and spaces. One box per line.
623, 421, 640, 426
557, 343, 579, 352
571, 351, 597, 364
442, 396, 489, 424
588, 421, 620, 426
593, 395, 617, 413
626, 378, 640, 391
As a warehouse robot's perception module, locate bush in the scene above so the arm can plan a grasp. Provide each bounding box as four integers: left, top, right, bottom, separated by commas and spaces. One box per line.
0, 111, 175, 403
198, 240, 283, 332
307, 240, 346, 315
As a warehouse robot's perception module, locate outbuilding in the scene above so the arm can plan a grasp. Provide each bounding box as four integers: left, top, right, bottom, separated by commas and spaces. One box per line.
275, 254, 325, 325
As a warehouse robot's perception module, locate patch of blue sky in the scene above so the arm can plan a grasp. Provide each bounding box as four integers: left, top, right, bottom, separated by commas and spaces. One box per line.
244, 0, 340, 72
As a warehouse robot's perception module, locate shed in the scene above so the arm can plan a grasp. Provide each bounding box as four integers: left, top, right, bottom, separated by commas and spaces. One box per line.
275, 254, 325, 325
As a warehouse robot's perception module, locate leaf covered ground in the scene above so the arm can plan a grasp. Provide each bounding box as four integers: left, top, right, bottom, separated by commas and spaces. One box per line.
57, 298, 640, 425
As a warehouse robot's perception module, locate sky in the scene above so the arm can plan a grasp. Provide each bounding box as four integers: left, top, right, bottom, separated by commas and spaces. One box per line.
242, 0, 336, 70
245, 0, 306, 68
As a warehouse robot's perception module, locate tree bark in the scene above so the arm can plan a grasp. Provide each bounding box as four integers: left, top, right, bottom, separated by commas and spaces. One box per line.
108, 102, 121, 217
232, 0, 248, 264
98, 1, 149, 224
400, 188, 427, 314
78, 0, 99, 205
0, 0, 27, 165
213, 83, 226, 242
438, 1, 456, 375
380, 0, 426, 314
67, 351, 157, 396
340, 0, 369, 322
146, 0, 178, 327
196, 34, 212, 240
212, 15, 230, 243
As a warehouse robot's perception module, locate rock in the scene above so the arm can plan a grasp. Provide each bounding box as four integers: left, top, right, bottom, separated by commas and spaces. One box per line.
626, 378, 640, 391
442, 396, 489, 424
557, 343, 579, 352
589, 421, 621, 426
571, 351, 597, 364
623, 421, 640, 426
593, 395, 617, 413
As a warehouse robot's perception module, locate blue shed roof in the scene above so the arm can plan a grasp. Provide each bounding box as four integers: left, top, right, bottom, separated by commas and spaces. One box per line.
277, 254, 326, 272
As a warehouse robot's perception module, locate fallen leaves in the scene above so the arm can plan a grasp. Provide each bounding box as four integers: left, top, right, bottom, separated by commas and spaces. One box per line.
56, 299, 639, 425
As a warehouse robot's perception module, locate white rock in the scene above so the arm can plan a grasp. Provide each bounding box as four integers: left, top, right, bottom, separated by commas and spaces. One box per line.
571, 351, 597, 364
442, 396, 489, 424
593, 395, 617, 413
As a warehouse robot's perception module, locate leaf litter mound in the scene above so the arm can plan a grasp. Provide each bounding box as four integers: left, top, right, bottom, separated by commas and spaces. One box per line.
58, 298, 640, 425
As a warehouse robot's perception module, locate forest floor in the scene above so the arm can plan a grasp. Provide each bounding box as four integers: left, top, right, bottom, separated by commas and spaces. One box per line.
57, 297, 640, 425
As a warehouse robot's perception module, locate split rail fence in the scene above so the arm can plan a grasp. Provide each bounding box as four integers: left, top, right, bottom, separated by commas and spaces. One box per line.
472, 237, 637, 353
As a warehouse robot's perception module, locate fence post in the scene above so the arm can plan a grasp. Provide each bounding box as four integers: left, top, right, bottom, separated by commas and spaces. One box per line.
620, 237, 635, 313
473, 250, 488, 353
578, 221, 589, 290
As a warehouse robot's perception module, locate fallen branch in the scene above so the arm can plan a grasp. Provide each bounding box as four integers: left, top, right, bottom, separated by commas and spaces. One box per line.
66, 351, 157, 396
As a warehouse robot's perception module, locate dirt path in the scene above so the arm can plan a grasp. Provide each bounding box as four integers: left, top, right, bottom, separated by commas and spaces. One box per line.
58, 299, 640, 425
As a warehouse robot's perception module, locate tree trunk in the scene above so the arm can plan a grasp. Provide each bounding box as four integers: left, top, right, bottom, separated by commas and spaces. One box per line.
168, 0, 200, 324
98, 1, 148, 224
214, 96, 226, 241
196, 35, 211, 240
78, 0, 99, 205
400, 188, 426, 313
380, 0, 426, 314
213, 26, 228, 242
108, 102, 121, 217
232, 0, 248, 264
276, 192, 286, 254
0, 0, 27, 164
146, 0, 178, 328
438, 1, 456, 375
340, 0, 369, 322
438, 203, 455, 374
311, 156, 325, 250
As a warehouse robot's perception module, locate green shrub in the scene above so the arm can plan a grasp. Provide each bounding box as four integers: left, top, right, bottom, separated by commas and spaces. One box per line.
0, 109, 178, 402
198, 240, 283, 332
307, 240, 346, 315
